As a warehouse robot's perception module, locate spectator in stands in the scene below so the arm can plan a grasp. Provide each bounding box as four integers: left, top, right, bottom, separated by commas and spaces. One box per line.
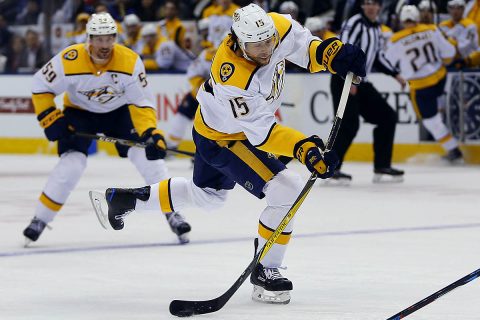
440, 0, 479, 59
22, 29, 49, 72
304, 17, 337, 40
122, 13, 142, 52
107, 0, 135, 22
4, 35, 26, 73
64, 13, 90, 47
197, 17, 211, 49
202, 0, 239, 18
278, 1, 300, 22
0, 14, 13, 56
132, 0, 161, 22
16, 0, 42, 25
137, 23, 162, 71
157, 0, 187, 48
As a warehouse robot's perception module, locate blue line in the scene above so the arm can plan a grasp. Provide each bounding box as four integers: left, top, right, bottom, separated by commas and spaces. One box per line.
2, 222, 480, 258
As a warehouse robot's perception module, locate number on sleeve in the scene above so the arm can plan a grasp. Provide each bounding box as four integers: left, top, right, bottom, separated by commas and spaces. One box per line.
138, 72, 148, 87
229, 97, 249, 118
41, 62, 57, 83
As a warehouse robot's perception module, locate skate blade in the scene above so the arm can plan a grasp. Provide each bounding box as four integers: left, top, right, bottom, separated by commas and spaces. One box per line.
252, 285, 291, 304
372, 174, 404, 184
324, 178, 351, 186
24, 238, 32, 248
89, 191, 111, 230
177, 232, 190, 244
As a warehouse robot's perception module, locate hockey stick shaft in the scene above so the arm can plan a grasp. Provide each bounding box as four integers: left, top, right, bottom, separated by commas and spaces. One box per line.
75, 132, 195, 157
169, 72, 354, 317
386, 267, 480, 320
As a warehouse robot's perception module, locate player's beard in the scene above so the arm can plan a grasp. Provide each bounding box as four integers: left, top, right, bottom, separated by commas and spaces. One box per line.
88, 45, 113, 65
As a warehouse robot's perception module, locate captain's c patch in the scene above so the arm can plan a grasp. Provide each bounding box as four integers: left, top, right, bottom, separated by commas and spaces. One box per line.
63, 49, 78, 61
220, 62, 235, 82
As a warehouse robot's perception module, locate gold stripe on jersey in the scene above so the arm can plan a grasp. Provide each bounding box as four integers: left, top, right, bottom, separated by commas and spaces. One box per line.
258, 221, 291, 245
269, 12, 292, 42
408, 67, 446, 90
211, 36, 259, 90
307, 40, 326, 73
409, 89, 422, 119
439, 133, 453, 144
39, 192, 63, 211
61, 44, 138, 76
390, 24, 437, 43
256, 123, 307, 157
159, 179, 174, 213
229, 141, 275, 182
189, 76, 205, 96
32, 92, 55, 115
193, 107, 247, 141
128, 105, 157, 136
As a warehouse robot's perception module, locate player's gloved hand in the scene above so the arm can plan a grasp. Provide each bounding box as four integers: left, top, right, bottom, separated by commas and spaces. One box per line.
294, 135, 339, 179
317, 38, 366, 84
143, 128, 167, 160
37, 107, 72, 141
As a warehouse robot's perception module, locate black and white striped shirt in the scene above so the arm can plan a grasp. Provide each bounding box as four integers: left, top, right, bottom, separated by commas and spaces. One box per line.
340, 13, 397, 78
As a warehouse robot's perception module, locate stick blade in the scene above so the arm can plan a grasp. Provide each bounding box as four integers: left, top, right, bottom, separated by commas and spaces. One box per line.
169, 298, 223, 317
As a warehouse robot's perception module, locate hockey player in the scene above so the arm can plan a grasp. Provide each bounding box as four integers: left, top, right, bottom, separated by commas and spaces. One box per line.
439, 0, 479, 59
92, 4, 365, 304
23, 13, 191, 245
385, 6, 463, 162
166, 16, 232, 149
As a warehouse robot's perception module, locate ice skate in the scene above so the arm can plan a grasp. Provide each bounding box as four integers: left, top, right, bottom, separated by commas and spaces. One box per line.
325, 170, 352, 186
165, 212, 191, 244
373, 167, 404, 183
89, 187, 150, 230
250, 263, 292, 304
23, 217, 51, 247
442, 148, 464, 164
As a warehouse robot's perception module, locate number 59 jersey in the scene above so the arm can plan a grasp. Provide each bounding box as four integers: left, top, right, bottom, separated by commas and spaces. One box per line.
195, 12, 324, 147
31, 43, 155, 116
385, 24, 455, 90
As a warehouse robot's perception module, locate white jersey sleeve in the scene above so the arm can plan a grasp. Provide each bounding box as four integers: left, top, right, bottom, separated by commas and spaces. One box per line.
125, 57, 155, 108
434, 28, 456, 60
457, 23, 479, 57
186, 50, 211, 80
31, 54, 67, 96
155, 41, 176, 69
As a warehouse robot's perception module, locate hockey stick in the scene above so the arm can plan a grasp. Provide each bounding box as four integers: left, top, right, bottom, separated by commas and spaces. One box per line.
169, 72, 354, 317
75, 132, 195, 157
386, 267, 480, 320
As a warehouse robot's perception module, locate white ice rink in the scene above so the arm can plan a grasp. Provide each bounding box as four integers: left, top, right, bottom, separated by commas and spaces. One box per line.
1, 154, 479, 320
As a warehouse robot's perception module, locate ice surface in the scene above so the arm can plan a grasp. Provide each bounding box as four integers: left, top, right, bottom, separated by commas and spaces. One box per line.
1, 154, 479, 319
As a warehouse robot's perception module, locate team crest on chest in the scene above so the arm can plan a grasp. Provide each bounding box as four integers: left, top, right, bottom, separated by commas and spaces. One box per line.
78, 85, 124, 104
63, 49, 78, 61
220, 62, 235, 82
266, 60, 285, 102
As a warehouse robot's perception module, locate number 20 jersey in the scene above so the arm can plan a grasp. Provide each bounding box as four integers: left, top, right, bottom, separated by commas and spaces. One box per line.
385, 24, 455, 90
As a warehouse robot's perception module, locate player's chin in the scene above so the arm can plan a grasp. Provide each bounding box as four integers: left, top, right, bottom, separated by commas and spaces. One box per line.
254, 56, 271, 66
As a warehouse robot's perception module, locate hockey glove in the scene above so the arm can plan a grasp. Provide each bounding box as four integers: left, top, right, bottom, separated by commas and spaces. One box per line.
294, 135, 339, 179
37, 107, 72, 141
317, 38, 366, 83
143, 128, 167, 160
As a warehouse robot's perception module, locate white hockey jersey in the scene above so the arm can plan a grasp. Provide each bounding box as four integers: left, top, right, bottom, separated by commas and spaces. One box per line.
194, 13, 326, 156
385, 24, 455, 89
31, 43, 155, 114
186, 47, 215, 96
439, 18, 479, 58
155, 40, 195, 72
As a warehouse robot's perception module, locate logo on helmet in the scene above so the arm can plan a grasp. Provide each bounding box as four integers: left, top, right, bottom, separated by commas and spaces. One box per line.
220, 63, 235, 82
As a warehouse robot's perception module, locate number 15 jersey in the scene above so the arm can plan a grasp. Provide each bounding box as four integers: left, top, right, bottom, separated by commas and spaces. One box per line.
385, 24, 455, 90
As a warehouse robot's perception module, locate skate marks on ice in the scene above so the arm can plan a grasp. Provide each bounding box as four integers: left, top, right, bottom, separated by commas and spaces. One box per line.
3, 221, 480, 258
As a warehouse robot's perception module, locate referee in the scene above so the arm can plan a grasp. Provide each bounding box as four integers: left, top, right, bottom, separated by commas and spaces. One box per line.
330, 0, 405, 183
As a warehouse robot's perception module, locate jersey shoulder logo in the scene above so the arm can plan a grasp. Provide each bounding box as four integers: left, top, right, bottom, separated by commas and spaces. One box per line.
220, 62, 235, 82
63, 49, 78, 61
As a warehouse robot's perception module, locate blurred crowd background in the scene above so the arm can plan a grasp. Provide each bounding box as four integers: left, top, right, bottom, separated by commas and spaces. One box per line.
0, 0, 478, 74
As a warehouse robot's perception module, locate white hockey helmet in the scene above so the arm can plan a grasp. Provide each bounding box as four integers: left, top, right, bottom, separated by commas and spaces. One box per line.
304, 17, 326, 33
418, 0, 437, 12
86, 12, 117, 36
400, 5, 420, 22
141, 23, 158, 37
231, 3, 278, 57
448, 0, 465, 7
